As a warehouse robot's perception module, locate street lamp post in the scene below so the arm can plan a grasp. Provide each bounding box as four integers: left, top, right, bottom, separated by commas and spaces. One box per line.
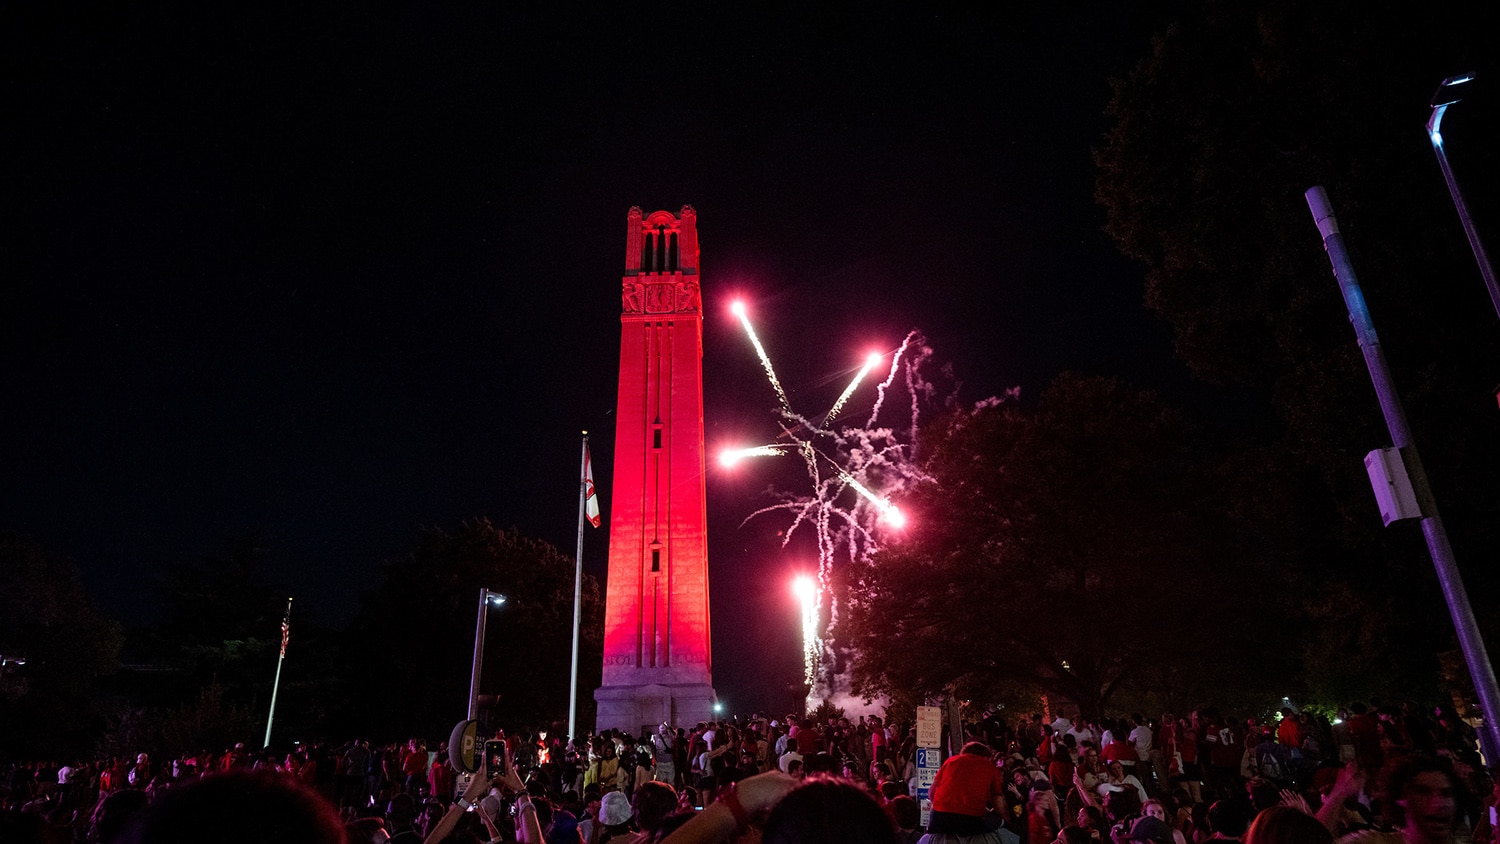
0, 655, 24, 693
1306, 186, 1500, 761
1427, 72, 1500, 323
468, 589, 506, 722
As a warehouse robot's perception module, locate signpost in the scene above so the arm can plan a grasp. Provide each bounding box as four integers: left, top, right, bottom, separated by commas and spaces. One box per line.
449, 719, 480, 800
916, 705, 942, 747
915, 705, 943, 828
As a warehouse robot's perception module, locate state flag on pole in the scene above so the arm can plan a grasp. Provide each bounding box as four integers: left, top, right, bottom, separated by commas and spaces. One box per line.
584, 445, 601, 527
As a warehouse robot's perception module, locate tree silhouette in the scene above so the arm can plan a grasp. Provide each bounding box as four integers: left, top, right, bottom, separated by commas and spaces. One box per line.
342, 519, 603, 740
0, 534, 123, 757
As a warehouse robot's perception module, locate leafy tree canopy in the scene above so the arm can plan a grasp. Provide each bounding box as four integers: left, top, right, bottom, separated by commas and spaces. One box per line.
841, 374, 1287, 719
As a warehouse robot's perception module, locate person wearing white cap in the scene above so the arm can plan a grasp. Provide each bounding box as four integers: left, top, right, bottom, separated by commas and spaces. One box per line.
598, 790, 635, 841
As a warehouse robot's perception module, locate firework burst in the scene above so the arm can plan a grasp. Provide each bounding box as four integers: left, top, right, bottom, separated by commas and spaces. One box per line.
727, 301, 938, 706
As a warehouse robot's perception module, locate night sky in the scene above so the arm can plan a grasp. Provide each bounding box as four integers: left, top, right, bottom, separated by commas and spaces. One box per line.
5, 6, 1190, 712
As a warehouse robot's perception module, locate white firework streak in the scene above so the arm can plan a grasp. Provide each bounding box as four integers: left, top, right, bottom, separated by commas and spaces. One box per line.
719, 444, 790, 467
732, 308, 937, 701
803, 601, 819, 684
833, 465, 899, 519
732, 302, 792, 415
822, 355, 879, 429
793, 577, 819, 686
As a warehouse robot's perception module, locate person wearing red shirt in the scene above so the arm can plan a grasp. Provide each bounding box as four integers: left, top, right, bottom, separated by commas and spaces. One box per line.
799, 723, 825, 756
1102, 736, 1140, 765
427, 741, 454, 801
1276, 709, 1303, 750
927, 742, 1006, 836
1037, 725, 1056, 767
1048, 746, 1076, 796
401, 739, 428, 796
869, 716, 888, 766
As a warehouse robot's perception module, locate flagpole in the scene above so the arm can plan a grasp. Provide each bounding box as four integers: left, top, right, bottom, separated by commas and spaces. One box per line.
263, 597, 292, 749
569, 433, 589, 745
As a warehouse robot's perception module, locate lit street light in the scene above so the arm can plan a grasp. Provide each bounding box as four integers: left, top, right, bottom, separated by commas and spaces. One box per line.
468, 589, 507, 722
0, 655, 25, 694
1426, 72, 1500, 323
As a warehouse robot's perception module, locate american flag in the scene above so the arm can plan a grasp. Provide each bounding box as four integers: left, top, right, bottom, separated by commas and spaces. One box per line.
279, 601, 291, 657
584, 444, 601, 528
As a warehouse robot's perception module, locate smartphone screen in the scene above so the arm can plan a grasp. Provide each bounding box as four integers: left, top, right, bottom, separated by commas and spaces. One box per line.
485, 741, 507, 778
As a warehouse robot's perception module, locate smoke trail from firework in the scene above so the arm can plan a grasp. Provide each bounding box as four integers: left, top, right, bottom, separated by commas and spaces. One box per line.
867, 332, 918, 427
731, 301, 792, 415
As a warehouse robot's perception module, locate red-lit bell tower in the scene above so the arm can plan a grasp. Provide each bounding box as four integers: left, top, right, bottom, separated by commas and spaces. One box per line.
594, 206, 716, 733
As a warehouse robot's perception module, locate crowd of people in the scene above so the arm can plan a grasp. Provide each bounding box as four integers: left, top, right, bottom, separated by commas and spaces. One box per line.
0, 699, 1495, 844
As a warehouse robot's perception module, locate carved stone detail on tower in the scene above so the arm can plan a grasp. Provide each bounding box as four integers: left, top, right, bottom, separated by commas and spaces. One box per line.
620, 279, 700, 315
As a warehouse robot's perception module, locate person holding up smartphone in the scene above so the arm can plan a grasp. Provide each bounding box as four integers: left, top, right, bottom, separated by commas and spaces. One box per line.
426, 741, 539, 844
486, 740, 508, 780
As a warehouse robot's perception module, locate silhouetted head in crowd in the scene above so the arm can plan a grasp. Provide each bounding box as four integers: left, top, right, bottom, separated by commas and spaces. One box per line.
1207, 799, 1251, 838
386, 792, 417, 829
121, 769, 343, 844
1243, 805, 1333, 844
1106, 790, 1137, 821
890, 795, 920, 831
634, 781, 678, 836
92, 788, 151, 843
761, 776, 898, 844
960, 741, 992, 757
1247, 777, 1281, 812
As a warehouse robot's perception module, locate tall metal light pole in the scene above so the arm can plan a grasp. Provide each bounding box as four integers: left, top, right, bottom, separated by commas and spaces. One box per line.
1427, 72, 1500, 323
1306, 186, 1500, 760
468, 589, 506, 722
